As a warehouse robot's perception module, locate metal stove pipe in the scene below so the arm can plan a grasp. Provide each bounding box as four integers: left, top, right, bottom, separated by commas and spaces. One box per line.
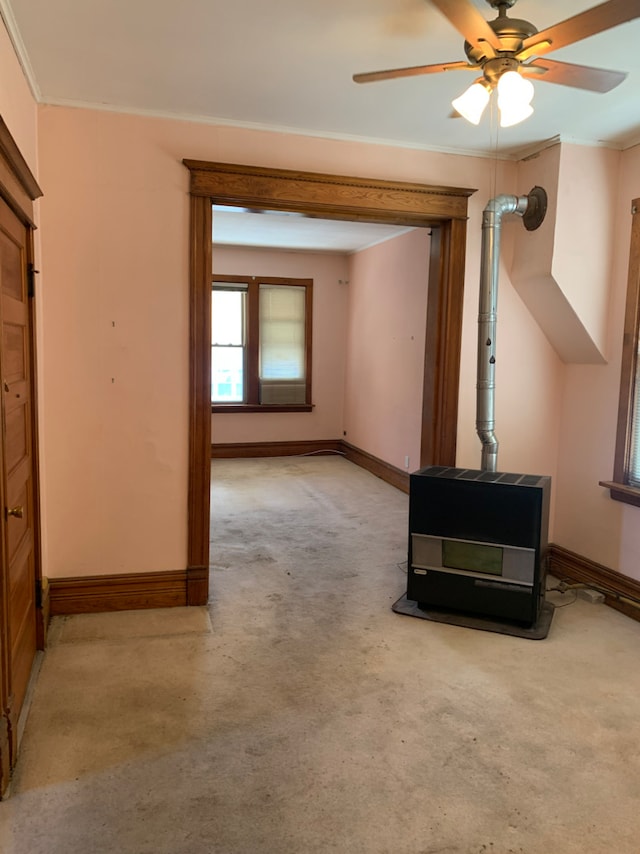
476, 187, 547, 471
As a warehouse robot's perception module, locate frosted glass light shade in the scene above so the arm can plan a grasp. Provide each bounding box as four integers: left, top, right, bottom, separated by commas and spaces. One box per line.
499, 101, 534, 127
497, 71, 535, 127
451, 82, 490, 125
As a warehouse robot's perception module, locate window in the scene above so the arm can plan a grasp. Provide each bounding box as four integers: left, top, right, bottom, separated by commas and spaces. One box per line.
604, 199, 640, 506
211, 275, 312, 412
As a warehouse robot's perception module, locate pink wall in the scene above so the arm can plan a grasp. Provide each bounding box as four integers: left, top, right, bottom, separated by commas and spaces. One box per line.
554, 144, 619, 358
37, 107, 190, 577
32, 103, 573, 580
212, 245, 349, 444
552, 142, 640, 580
36, 105, 530, 579
512, 144, 619, 364
343, 230, 429, 472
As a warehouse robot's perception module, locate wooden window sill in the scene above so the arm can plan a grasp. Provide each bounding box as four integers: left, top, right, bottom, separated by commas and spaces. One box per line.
599, 480, 640, 508
211, 404, 313, 414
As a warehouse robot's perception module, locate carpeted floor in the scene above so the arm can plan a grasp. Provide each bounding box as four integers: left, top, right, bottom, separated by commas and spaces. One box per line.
1, 455, 639, 853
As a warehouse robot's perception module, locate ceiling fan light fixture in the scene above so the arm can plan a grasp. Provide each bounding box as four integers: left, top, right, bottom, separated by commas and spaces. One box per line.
497, 70, 534, 127
451, 80, 491, 125
499, 100, 534, 127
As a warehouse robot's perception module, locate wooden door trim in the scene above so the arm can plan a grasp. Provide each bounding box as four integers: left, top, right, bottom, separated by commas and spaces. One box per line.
184, 159, 473, 222
184, 160, 475, 605
187, 196, 212, 600
0, 116, 42, 225
422, 217, 468, 465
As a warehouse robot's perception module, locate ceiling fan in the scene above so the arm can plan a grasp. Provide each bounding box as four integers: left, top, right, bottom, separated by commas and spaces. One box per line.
353, 0, 640, 126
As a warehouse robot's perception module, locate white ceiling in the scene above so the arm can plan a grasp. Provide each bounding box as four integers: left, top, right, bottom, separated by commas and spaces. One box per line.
4, 0, 640, 248
4, 0, 640, 158
212, 206, 416, 253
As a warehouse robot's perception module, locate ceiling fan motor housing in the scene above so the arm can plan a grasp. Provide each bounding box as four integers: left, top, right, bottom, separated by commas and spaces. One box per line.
464, 12, 538, 67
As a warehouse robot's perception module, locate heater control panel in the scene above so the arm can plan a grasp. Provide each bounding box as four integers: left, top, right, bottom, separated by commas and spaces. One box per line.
411, 533, 536, 587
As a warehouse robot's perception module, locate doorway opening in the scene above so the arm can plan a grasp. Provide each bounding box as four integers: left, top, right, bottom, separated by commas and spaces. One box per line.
184, 160, 475, 605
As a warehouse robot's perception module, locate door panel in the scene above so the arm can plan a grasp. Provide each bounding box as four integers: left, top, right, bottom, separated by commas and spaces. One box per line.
3, 325, 27, 379
0, 197, 38, 739
0, 230, 23, 301
5, 408, 28, 475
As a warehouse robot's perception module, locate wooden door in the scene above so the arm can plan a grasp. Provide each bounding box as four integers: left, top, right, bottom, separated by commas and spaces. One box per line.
0, 195, 38, 770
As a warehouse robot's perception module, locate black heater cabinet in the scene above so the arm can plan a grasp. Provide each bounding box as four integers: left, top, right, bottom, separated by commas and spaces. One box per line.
407, 466, 551, 626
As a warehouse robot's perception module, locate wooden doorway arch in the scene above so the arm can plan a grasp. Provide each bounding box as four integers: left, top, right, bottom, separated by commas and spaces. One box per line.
183, 160, 475, 605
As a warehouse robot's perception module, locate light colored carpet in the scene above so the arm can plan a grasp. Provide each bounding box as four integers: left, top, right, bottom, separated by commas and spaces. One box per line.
1, 455, 639, 853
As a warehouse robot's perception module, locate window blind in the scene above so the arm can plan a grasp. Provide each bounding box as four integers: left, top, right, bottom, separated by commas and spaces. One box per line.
259, 285, 305, 380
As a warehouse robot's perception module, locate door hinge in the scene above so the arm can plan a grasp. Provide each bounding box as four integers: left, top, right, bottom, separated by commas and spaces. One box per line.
35, 578, 42, 609
27, 263, 39, 298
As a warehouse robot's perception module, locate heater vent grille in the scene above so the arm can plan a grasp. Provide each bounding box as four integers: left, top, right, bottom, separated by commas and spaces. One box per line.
418, 466, 547, 488
498, 473, 522, 484
519, 475, 543, 486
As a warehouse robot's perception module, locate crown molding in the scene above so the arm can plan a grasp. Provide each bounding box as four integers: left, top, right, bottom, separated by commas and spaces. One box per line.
39, 95, 523, 161
0, 0, 41, 101
619, 133, 640, 153
513, 133, 626, 162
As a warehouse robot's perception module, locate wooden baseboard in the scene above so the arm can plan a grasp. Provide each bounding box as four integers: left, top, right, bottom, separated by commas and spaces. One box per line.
212, 438, 411, 493
548, 544, 640, 622
211, 439, 343, 459
49, 570, 189, 616
341, 441, 410, 494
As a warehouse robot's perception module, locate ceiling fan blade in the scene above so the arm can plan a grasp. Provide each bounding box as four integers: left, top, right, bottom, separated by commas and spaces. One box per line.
520, 0, 640, 58
430, 0, 501, 53
353, 60, 473, 84
522, 58, 627, 92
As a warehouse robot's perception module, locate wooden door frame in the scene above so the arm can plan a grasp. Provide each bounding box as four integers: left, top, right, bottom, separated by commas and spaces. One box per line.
0, 116, 43, 796
183, 160, 475, 606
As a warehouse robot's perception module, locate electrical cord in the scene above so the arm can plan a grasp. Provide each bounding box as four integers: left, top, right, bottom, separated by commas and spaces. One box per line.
300, 450, 346, 457
545, 585, 578, 609
548, 578, 640, 611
